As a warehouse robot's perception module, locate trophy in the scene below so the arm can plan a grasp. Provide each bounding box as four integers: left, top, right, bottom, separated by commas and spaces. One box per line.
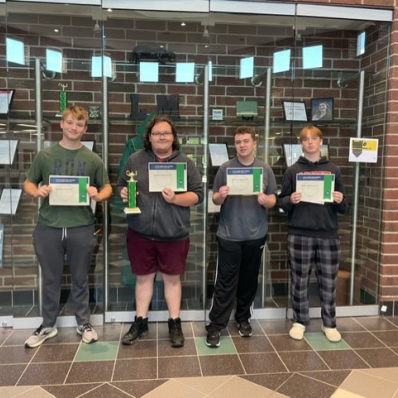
56, 83, 68, 117
124, 170, 141, 214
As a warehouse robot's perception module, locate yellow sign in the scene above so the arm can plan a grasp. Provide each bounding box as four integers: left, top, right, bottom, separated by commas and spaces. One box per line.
349, 138, 378, 163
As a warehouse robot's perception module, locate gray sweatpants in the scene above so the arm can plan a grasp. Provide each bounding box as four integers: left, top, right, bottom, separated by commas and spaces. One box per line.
33, 223, 96, 328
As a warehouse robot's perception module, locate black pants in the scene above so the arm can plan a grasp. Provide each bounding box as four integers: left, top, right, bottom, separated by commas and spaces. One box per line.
208, 235, 267, 331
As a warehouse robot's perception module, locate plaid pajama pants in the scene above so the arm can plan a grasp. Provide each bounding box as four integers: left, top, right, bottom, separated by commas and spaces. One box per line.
287, 234, 341, 327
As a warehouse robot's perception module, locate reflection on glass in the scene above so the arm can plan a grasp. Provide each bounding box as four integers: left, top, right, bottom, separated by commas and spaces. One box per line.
176, 62, 195, 83
357, 31, 366, 56
239, 56, 254, 79
139, 61, 159, 82
46, 49, 63, 73
91, 55, 112, 78
303, 45, 323, 69
6, 37, 25, 65
273, 49, 291, 73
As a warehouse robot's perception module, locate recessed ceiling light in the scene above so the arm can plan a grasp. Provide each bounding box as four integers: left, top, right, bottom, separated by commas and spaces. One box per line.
54, 28, 59, 33
107, 8, 112, 12
181, 22, 186, 26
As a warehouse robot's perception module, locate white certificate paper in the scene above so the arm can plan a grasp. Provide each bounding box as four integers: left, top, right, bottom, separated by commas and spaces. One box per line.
0, 139, 18, 165
209, 143, 229, 166
226, 167, 263, 195
0, 188, 22, 214
296, 173, 334, 204
49, 175, 90, 206
148, 162, 187, 192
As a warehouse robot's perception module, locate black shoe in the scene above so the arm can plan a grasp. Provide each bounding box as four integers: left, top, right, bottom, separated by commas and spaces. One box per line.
122, 316, 148, 345
168, 317, 185, 347
206, 330, 221, 348
236, 320, 252, 337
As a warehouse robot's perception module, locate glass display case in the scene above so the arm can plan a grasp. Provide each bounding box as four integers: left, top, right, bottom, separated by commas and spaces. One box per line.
0, 0, 392, 328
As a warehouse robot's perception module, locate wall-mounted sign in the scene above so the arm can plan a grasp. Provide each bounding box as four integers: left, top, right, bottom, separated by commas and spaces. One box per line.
349, 138, 378, 163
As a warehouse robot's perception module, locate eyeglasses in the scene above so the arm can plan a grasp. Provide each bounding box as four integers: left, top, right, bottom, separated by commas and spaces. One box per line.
151, 131, 173, 137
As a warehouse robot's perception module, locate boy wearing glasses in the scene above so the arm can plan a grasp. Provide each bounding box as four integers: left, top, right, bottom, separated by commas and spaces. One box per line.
116, 114, 203, 347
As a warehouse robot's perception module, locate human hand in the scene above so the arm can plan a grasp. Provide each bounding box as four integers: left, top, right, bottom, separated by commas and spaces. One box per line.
33, 185, 52, 198
218, 185, 229, 199
290, 191, 302, 204
120, 187, 128, 202
162, 187, 176, 203
87, 186, 101, 201
332, 191, 343, 204
258, 192, 270, 206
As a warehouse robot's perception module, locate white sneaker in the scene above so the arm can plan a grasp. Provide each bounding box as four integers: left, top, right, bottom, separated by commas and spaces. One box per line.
321, 325, 341, 342
77, 323, 98, 344
25, 325, 58, 348
289, 323, 306, 340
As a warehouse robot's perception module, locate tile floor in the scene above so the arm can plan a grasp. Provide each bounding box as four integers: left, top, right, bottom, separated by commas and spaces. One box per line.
1, 316, 398, 398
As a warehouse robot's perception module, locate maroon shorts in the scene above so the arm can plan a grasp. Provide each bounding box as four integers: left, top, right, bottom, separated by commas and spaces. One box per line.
126, 228, 190, 275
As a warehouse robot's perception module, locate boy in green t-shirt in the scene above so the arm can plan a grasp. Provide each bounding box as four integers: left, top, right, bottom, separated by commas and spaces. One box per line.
23, 106, 112, 348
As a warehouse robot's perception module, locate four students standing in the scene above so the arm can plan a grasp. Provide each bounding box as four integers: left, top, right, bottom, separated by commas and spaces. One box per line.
23, 108, 347, 348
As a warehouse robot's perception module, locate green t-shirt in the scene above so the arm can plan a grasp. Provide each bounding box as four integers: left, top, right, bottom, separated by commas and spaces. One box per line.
26, 143, 110, 228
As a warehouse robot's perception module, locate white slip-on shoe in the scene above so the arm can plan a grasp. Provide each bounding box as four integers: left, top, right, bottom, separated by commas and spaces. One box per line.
289, 323, 306, 340
321, 325, 341, 342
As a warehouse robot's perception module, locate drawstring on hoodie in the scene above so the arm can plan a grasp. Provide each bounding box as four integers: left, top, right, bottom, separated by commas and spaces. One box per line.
61, 227, 67, 241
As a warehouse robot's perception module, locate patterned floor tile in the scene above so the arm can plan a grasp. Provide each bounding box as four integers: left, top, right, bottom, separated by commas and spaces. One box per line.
305, 332, 350, 350
194, 335, 236, 355
75, 341, 119, 361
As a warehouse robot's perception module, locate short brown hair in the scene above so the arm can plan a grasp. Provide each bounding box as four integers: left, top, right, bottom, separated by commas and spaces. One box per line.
144, 115, 181, 151
299, 125, 323, 142
234, 126, 256, 140
62, 106, 88, 126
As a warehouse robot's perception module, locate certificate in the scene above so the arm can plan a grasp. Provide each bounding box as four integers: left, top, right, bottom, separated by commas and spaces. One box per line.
0, 89, 15, 115
226, 167, 263, 195
209, 143, 229, 166
208, 190, 221, 213
296, 173, 334, 204
0, 139, 18, 165
148, 162, 187, 192
0, 188, 22, 214
49, 175, 90, 206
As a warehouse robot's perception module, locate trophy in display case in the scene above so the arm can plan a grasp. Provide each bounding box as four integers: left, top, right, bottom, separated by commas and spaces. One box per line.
57, 83, 68, 117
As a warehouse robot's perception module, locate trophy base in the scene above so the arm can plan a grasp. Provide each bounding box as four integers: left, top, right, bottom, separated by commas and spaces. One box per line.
124, 207, 141, 214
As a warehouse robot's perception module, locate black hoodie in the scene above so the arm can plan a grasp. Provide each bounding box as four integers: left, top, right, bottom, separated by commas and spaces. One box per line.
277, 156, 349, 239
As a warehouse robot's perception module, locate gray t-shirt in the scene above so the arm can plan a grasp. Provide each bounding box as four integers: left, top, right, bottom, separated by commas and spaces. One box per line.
213, 157, 277, 241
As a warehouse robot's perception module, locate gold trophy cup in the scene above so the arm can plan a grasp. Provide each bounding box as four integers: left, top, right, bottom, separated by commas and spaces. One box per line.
124, 170, 141, 214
